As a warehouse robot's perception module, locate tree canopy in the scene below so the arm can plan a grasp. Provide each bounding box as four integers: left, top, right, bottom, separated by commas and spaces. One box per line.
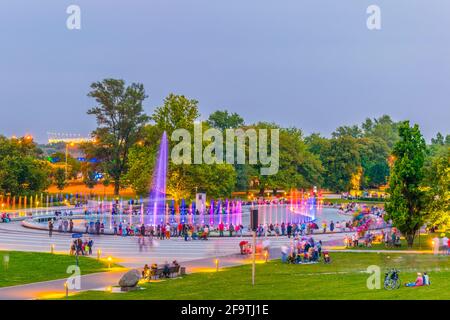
385, 121, 428, 247
85, 78, 149, 195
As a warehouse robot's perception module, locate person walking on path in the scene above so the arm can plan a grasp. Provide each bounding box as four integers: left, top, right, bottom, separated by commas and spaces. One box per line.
48, 220, 53, 238
432, 235, 440, 255
441, 234, 449, 255
229, 224, 234, 237
218, 222, 224, 237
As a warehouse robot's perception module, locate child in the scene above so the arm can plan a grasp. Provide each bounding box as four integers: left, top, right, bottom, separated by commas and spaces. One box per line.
423, 272, 430, 286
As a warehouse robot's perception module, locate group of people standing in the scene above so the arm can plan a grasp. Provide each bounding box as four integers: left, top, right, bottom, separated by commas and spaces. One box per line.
69, 237, 94, 256
1, 213, 11, 223
47, 218, 74, 237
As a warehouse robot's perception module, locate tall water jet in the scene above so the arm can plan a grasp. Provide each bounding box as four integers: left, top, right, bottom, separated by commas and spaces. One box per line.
148, 132, 168, 226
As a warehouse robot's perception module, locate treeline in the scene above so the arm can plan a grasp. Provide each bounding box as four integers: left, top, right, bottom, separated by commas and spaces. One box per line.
77, 80, 448, 208
0, 79, 448, 212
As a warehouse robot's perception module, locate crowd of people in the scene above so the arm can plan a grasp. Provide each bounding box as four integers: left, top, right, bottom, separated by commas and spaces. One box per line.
1, 213, 11, 223
280, 236, 330, 264
69, 237, 94, 256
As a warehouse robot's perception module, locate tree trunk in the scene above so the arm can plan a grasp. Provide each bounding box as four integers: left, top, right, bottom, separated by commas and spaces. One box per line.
259, 187, 265, 196
114, 180, 120, 196
406, 233, 415, 248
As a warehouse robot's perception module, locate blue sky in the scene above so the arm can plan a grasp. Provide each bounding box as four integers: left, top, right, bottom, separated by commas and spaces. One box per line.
0, 0, 449, 142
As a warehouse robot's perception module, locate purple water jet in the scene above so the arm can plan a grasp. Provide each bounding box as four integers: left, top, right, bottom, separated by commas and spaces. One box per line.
147, 132, 168, 226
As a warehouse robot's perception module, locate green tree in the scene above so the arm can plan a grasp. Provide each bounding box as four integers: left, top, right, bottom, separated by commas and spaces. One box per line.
49, 152, 81, 180
207, 110, 245, 131
423, 146, 450, 229
123, 124, 161, 196
83, 171, 98, 190
358, 137, 390, 188
308, 135, 360, 193
86, 78, 150, 195
0, 136, 51, 196
151, 98, 238, 200
431, 132, 445, 146
332, 125, 363, 139
54, 168, 67, 191
385, 121, 428, 247
362, 115, 400, 149
151, 93, 200, 135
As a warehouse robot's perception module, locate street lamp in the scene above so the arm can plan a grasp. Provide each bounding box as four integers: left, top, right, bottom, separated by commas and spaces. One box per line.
65, 142, 75, 180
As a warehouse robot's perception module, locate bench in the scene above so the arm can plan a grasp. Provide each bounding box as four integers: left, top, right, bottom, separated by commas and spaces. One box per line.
149, 265, 181, 280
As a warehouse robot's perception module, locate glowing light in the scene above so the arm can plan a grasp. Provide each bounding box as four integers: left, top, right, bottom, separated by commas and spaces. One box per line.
215, 258, 219, 272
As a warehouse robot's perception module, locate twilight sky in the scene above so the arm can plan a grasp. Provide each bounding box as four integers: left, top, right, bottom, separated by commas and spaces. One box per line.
0, 0, 449, 143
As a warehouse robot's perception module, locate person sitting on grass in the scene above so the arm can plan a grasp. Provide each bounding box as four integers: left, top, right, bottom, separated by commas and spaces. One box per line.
405, 273, 424, 287
288, 252, 296, 264
323, 250, 331, 263
281, 245, 288, 263
423, 272, 431, 286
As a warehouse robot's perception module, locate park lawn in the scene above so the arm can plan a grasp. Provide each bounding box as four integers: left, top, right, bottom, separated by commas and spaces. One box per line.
63, 252, 450, 300
0, 251, 122, 288
344, 233, 445, 251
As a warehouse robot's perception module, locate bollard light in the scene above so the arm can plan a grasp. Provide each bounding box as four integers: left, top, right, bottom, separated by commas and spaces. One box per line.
51, 244, 55, 254
107, 256, 112, 269
97, 249, 102, 260
64, 281, 69, 298
264, 251, 269, 262
215, 258, 219, 272
3, 255, 9, 271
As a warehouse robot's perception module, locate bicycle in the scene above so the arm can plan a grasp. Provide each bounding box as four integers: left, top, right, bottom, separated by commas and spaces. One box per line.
384, 268, 401, 290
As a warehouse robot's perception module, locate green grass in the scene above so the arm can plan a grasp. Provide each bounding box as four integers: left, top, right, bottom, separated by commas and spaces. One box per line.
0, 251, 121, 288
63, 252, 450, 300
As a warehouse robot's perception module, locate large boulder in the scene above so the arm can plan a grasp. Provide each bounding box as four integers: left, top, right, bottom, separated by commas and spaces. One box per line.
119, 269, 141, 290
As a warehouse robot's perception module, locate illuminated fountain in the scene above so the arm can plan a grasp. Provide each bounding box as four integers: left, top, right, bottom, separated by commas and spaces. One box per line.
147, 132, 168, 226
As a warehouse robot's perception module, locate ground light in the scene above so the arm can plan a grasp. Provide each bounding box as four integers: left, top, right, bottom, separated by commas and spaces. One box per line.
64, 281, 68, 298
215, 258, 219, 272
3, 255, 9, 271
